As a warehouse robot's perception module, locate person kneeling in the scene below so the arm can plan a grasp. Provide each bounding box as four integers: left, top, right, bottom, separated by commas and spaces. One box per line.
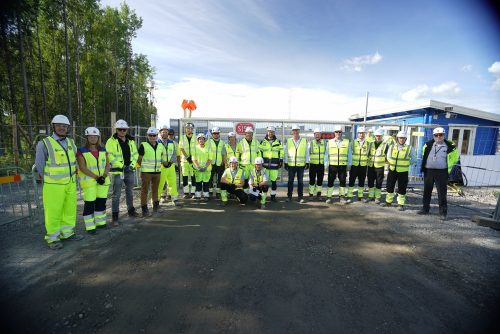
220, 157, 248, 206
248, 157, 269, 209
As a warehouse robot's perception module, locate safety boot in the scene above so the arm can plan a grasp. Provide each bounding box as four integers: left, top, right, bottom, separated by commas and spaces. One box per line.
153, 201, 160, 213
271, 195, 277, 202
128, 207, 139, 218
141, 205, 151, 217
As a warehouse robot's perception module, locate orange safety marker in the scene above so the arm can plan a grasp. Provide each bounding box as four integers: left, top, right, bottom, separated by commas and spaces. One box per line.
0, 174, 22, 185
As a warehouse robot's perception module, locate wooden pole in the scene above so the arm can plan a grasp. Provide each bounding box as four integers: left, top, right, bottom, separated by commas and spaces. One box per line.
12, 114, 19, 167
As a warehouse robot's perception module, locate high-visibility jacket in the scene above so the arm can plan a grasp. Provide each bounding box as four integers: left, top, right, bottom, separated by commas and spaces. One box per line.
237, 138, 260, 166
193, 144, 213, 169
105, 135, 138, 174
287, 138, 307, 167
351, 140, 371, 167
368, 141, 389, 168
42, 136, 77, 184
208, 138, 225, 166
250, 167, 267, 186
387, 144, 413, 172
78, 147, 109, 188
309, 139, 326, 165
224, 167, 244, 189
140, 142, 166, 173
328, 139, 349, 166
179, 134, 196, 163
158, 139, 176, 164
421, 139, 459, 173
259, 137, 283, 170
225, 143, 237, 160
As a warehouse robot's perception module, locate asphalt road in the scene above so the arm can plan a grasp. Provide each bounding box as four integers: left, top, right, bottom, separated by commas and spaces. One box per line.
1, 196, 499, 334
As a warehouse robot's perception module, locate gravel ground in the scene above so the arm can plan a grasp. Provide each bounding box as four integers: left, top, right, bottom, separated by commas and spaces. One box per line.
0, 189, 499, 334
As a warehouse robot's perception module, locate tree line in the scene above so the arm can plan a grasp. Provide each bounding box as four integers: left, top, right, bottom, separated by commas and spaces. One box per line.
0, 0, 157, 167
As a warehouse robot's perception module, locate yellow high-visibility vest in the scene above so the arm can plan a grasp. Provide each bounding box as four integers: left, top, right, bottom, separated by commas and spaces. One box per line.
42, 136, 77, 184
328, 139, 349, 166
287, 138, 307, 167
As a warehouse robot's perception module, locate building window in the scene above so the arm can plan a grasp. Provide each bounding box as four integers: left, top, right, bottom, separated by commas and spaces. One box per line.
448, 126, 475, 155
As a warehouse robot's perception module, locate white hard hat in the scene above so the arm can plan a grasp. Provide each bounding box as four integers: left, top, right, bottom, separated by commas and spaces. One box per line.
196, 133, 206, 140
255, 157, 264, 165
374, 128, 385, 136
267, 126, 275, 132
433, 127, 445, 135
229, 156, 238, 163
212, 127, 220, 133
291, 125, 300, 131
313, 128, 322, 133
367, 127, 374, 132
147, 127, 158, 135
115, 119, 129, 129
159, 124, 169, 130
396, 131, 407, 138
51, 115, 70, 125
185, 122, 194, 129
357, 127, 366, 133
245, 126, 254, 133
85, 127, 100, 137
228, 131, 236, 137
334, 125, 343, 132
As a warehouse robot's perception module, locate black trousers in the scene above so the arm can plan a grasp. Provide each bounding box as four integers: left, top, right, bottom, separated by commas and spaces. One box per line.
327, 165, 347, 187
221, 183, 248, 203
309, 163, 325, 189
367, 166, 385, 189
195, 182, 209, 192
287, 166, 305, 198
423, 169, 448, 216
83, 198, 106, 216
348, 165, 367, 187
386, 170, 408, 195
209, 165, 225, 190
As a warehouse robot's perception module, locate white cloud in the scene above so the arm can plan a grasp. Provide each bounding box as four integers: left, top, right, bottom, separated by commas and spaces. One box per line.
342, 52, 383, 72
155, 78, 402, 126
461, 64, 472, 72
401, 81, 461, 102
488, 61, 500, 90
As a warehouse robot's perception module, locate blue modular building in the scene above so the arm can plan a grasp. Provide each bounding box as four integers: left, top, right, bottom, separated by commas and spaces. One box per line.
349, 100, 500, 157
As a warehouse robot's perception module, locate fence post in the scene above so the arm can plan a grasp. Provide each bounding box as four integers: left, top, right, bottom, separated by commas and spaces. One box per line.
12, 114, 20, 167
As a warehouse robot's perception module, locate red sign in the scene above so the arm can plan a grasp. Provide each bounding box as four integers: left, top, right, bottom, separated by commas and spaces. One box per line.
235, 122, 255, 135
321, 133, 336, 139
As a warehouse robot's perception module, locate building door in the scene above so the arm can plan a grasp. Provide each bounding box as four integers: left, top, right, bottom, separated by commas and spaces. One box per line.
448, 127, 475, 155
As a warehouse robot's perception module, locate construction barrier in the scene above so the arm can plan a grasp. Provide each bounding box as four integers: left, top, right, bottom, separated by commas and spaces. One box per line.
0, 167, 37, 226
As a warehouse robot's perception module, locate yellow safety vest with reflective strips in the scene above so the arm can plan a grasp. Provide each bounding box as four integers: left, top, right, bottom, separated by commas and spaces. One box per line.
225, 143, 237, 160
237, 138, 260, 166
368, 141, 388, 168
78, 147, 109, 188
42, 136, 77, 184
309, 139, 326, 165
179, 134, 196, 163
287, 138, 307, 167
351, 140, 371, 167
328, 139, 349, 166
105, 136, 138, 174
259, 137, 283, 170
209, 138, 225, 166
388, 144, 412, 172
224, 167, 244, 189
140, 142, 166, 173
250, 167, 267, 186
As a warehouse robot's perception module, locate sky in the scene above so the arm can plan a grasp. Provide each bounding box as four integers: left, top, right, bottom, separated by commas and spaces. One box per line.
100, 0, 500, 126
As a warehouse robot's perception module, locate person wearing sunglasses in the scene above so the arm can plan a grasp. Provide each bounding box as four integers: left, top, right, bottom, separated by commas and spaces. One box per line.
418, 127, 459, 220
325, 125, 351, 204
105, 119, 139, 224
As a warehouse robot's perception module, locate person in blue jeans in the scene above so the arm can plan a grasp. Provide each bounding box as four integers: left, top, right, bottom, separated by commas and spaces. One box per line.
284, 125, 309, 203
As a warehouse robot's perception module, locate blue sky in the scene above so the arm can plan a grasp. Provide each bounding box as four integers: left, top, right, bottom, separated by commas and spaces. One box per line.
101, 0, 500, 124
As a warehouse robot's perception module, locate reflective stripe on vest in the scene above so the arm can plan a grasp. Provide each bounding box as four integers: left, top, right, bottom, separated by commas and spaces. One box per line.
42, 136, 77, 184
209, 139, 224, 166
225, 167, 244, 189
251, 167, 267, 186
309, 140, 325, 165
369, 141, 387, 168
105, 137, 138, 174
239, 139, 259, 165
180, 135, 196, 162
141, 142, 165, 172
194, 145, 210, 168
351, 140, 370, 167
259, 138, 282, 169
388, 145, 412, 172
225, 143, 237, 159
328, 139, 349, 166
287, 138, 307, 167
78, 148, 107, 187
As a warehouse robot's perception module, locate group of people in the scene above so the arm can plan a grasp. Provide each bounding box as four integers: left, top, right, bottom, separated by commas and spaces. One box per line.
35, 115, 459, 250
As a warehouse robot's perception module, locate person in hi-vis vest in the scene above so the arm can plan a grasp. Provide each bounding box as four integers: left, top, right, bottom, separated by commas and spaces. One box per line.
382, 131, 416, 211
137, 127, 167, 217
346, 127, 372, 203
35, 115, 83, 249
192, 133, 213, 201
157, 125, 179, 206
365, 128, 390, 204
308, 128, 327, 200
248, 157, 269, 209
325, 125, 351, 204
259, 126, 284, 202
208, 127, 226, 199
236, 126, 261, 192
220, 157, 248, 206
179, 122, 197, 198
77, 127, 111, 233
284, 125, 309, 203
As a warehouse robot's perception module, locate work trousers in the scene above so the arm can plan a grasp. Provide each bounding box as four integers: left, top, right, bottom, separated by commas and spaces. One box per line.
287, 166, 305, 198
385, 170, 409, 205
249, 185, 269, 204
327, 165, 347, 187
182, 162, 196, 194
158, 165, 179, 200
83, 198, 107, 231
367, 166, 385, 190
309, 163, 325, 194
220, 183, 248, 204
43, 181, 77, 243
422, 168, 448, 216
209, 164, 225, 194
111, 171, 135, 214
268, 169, 279, 196
348, 165, 367, 188
141, 172, 160, 206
